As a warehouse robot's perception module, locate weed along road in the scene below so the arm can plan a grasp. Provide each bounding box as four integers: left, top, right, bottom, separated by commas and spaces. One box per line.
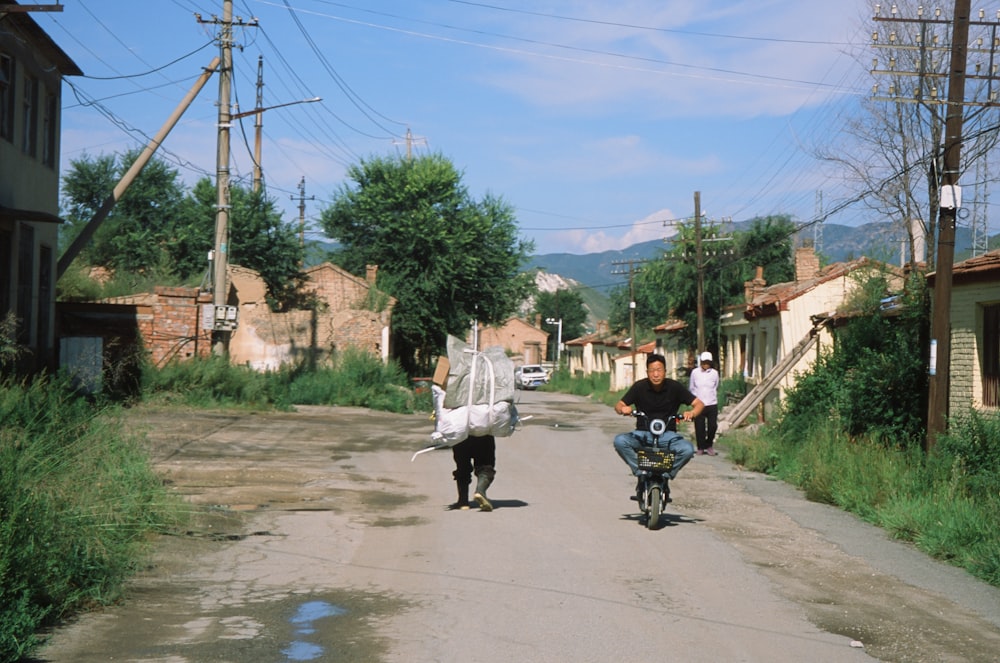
36, 391, 1000, 662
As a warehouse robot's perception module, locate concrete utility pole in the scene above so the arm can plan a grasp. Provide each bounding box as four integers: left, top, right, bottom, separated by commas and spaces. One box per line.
212, 0, 234, 357
197, 2, 259, 357
253, 55, 264, 193
56, 58, 220, 279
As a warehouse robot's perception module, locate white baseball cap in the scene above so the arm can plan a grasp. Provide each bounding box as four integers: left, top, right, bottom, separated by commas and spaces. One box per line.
699, 351, 713, 363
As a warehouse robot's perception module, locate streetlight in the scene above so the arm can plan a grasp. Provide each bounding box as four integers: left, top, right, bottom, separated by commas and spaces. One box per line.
545, 317, 562, 367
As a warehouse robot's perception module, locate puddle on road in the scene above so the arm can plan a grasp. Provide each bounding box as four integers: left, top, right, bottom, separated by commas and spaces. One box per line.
282, 600, 348, 661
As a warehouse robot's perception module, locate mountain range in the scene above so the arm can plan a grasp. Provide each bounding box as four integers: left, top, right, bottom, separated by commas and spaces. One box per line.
527, 221, 977, 293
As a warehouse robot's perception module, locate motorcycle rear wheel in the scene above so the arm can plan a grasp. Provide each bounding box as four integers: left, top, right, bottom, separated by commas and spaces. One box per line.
647, 485, 661, 529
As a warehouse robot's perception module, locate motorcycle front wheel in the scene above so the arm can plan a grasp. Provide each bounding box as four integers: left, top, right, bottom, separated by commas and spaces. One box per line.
647, 485, 661, 529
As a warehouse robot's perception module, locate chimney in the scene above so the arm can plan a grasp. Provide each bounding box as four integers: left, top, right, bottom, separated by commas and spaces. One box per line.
365, 264, 378, 285
744, 266, 766, 303
795, 242, 820, 282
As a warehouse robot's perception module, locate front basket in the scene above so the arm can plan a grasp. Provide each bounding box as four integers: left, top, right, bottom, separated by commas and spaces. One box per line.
636, 448, 675, 472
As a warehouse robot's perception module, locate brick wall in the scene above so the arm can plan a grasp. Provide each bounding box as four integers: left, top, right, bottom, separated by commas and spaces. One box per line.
147, 287, 213, 366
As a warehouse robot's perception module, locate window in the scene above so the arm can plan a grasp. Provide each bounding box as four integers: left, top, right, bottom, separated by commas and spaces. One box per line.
16, 224, 34, 345
982, 304, 1000, 407
42, 91, 57, 167
0, 54, 13, 141
22, 73, 37, 157
37, 245, 52, 353
0, 228, 11, 318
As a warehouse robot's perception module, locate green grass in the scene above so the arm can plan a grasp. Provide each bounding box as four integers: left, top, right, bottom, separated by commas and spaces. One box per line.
0, 347, 435, 662
0, 374, 181, 662
724, 417, 1000, 587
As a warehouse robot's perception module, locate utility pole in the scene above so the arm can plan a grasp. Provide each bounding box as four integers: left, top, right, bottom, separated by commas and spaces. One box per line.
872, 0, 1000, 450
694, 191, 705, 355
291, 176, 314, 262
927, 0, 971, 451
198, 2, 257, 357
611, 258, 647, 381
253, 55, 264, 193
393, 127, 427, 160
211, 0, 234, 358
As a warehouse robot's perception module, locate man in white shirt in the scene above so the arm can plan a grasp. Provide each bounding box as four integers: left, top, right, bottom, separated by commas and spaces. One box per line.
689, 352, 720, 455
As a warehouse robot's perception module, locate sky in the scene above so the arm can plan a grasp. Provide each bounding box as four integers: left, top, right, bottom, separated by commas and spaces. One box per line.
36, 1, 884, 257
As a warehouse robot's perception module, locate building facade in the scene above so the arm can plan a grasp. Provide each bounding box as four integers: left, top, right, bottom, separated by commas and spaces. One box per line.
0, 4, 81, 371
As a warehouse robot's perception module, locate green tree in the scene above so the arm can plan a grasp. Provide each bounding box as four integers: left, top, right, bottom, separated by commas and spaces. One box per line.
533, 288, 588, 361
180, 179, 306, 310
608, 214, 796, 352
60, 150, 186, 274
319, 153, 535, 372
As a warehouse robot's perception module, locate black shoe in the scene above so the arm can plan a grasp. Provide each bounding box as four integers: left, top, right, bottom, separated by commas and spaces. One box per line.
631, 477, 643, 502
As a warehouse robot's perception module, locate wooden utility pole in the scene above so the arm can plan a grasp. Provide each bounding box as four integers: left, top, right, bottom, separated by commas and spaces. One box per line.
694, 191, 705, 355
927, 0, 972, 450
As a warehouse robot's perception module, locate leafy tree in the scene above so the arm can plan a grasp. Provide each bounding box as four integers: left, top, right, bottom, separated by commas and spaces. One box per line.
608, 214, 796, 352
60, 150, 185, 274
533, 288, 587, 361
180, 179, 306, 310
319, 153, 535, 372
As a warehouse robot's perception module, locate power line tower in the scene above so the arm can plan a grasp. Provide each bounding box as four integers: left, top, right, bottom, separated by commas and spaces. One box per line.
291, 176, 314, 263
813, 190, 824, 256
971, 153, 990, 257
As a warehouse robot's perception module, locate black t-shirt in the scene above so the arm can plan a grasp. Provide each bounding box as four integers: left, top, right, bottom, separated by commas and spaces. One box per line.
620, 378, 696, 431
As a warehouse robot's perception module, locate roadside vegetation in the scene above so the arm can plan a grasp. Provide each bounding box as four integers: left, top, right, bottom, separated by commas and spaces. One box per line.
0, 374, 179, 662
722, 275, 1000, 587
0, 345, 432, 662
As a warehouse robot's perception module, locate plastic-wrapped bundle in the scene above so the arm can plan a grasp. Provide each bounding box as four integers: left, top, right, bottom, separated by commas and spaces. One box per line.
429, 335, 518, 446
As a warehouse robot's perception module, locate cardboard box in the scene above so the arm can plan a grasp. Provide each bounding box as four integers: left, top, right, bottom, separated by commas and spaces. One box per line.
432, 356, 450, 388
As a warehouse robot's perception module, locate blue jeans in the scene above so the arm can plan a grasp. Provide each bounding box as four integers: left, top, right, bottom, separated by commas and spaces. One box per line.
614, 430, 695, 480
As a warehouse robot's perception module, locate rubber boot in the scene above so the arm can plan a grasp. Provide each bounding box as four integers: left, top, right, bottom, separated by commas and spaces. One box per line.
451, 480, 471, 510
473, 466, 495, 512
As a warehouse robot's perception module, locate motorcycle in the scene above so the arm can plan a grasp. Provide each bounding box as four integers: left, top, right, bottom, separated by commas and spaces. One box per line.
630, 411, 683, 530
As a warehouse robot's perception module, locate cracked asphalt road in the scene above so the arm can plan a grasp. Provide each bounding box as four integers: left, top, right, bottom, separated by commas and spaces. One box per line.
33, 390, 1000, 663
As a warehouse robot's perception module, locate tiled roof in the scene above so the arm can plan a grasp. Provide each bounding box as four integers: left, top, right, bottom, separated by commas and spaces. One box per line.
746, 257, 900, 317
928, 248, 1000, 285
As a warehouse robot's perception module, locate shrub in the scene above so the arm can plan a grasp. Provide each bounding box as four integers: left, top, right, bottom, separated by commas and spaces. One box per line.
0, 374, 176, 661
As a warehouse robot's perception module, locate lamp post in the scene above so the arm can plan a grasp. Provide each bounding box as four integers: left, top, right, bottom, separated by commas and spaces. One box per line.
545, 317, 562, 367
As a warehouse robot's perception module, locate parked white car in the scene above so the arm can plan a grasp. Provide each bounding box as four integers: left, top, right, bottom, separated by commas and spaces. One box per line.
515, 365, 549, 390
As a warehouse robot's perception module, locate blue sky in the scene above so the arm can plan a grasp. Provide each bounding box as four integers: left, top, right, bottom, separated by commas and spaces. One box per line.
40, 1, 877, 256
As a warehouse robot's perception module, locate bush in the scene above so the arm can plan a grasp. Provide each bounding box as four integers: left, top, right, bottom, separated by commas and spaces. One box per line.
778, 272, 927, 448
0, 374, 177, 662
281, 347, 421, 413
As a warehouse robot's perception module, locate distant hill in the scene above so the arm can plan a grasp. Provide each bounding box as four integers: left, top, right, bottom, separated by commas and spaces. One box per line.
527, 221, 978, 291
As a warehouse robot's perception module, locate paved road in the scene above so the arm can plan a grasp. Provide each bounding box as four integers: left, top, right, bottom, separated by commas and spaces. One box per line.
35, 390, 1000, 662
